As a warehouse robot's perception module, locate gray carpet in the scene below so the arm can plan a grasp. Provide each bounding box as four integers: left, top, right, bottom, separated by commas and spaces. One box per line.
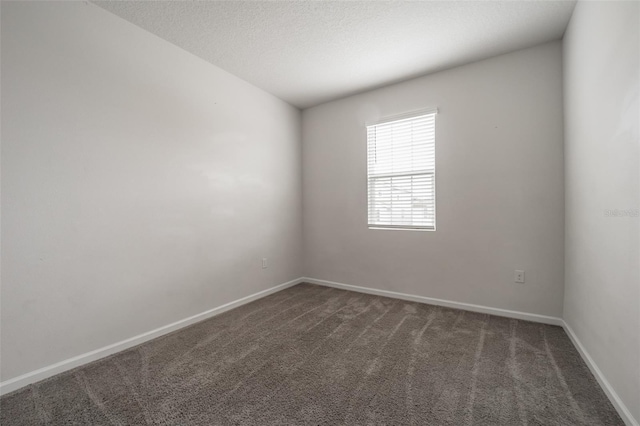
1, 283, 623, 425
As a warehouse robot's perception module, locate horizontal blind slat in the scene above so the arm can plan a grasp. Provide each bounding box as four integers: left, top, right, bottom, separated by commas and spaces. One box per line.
367, 112, 436, 229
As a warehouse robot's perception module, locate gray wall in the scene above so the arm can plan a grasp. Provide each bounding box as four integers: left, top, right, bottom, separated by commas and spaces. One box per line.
1, 2, 302, 381
563, 1, 640, 422
3, 5, 637, 420
302, 41, 565, 317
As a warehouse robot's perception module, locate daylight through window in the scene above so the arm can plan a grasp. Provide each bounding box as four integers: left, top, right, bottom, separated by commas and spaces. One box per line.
367, 110, 437, 230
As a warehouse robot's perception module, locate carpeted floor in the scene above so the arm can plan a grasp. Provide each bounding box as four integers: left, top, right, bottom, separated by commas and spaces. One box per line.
1, 283, 623, 425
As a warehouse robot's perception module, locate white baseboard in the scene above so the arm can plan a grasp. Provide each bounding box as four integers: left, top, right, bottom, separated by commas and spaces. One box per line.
0, 277, 303, 396
562, 321, 638, 426
305, 277, 637, 424
302, 277, 563, 326
3, 276, 635, 426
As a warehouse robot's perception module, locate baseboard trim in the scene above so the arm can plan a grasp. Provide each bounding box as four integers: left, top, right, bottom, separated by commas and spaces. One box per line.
0, 277, 303, 396
3, 276, 634, 426
302, 277, 563, 326
562, 321, 638, 426
305, 277, 636, 424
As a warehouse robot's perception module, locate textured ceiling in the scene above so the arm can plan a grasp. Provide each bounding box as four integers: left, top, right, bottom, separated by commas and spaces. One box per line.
93, 1, 576, 109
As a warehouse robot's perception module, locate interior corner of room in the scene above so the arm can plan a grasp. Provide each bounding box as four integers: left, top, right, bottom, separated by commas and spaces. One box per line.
1, 0, 638, 425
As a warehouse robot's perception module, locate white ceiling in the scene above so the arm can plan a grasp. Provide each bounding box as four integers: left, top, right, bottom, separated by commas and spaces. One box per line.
94, 1, 576, 109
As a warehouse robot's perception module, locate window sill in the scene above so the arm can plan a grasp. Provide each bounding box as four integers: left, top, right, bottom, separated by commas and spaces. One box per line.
368, 226, 435, 232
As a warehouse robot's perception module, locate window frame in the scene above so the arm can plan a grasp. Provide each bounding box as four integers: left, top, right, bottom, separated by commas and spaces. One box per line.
366, 108, 438, 232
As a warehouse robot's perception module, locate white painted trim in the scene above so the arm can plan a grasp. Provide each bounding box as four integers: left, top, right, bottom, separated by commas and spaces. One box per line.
303, 277, 635, 425
562, 321, 639, 426
366, 107, 438, 126
3, 275, 634, 426
302, 277, 563, 326
0, 277, 303, 396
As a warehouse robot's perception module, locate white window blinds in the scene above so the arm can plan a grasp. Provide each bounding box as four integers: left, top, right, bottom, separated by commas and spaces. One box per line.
367, 110, 437, 230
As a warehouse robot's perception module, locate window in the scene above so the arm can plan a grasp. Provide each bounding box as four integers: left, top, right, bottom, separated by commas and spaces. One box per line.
367, 109, 437, 230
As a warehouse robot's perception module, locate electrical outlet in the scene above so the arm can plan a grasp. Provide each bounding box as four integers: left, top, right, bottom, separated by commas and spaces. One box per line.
262, 258, 268, 269
515, 270, 525, 283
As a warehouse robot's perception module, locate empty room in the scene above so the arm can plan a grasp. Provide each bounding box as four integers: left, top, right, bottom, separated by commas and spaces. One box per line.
1, 0, 638, 425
